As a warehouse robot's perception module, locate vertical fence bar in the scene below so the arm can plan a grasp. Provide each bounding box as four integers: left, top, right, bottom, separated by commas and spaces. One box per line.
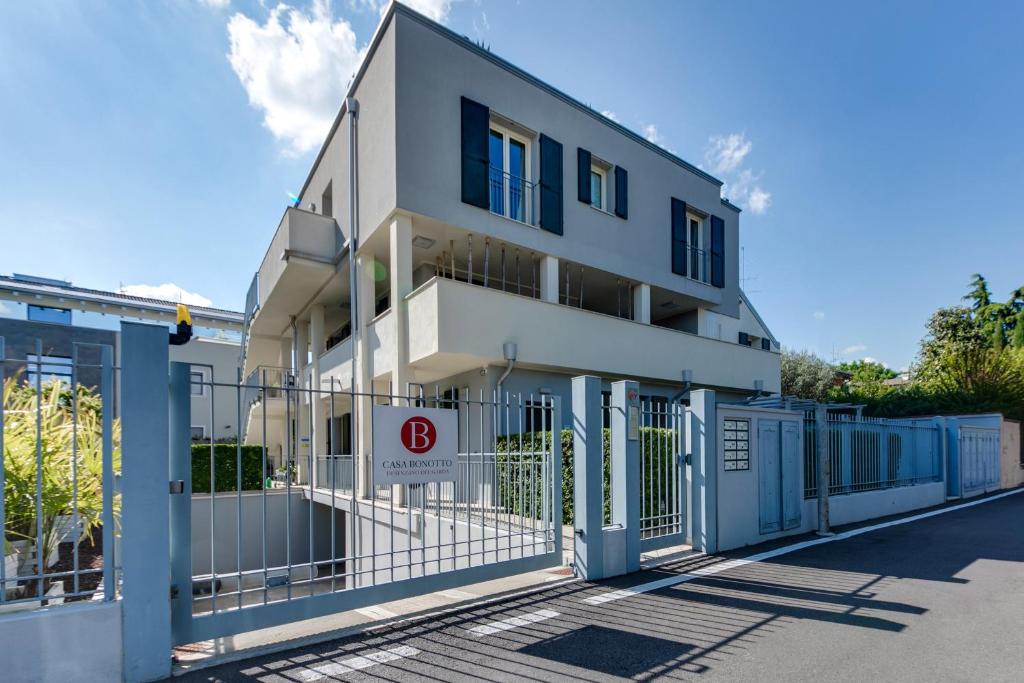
0, 337, 5, 601
169, 362, 192, 644
815, 405, 830, 535
33, 339, 44, 599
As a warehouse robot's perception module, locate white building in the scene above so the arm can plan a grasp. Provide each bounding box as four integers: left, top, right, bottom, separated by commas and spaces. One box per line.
240, 3, 780, 476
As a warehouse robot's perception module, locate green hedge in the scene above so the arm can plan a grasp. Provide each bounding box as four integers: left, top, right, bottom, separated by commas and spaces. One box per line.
191, 444, 266, 494
496, 427, 677, 526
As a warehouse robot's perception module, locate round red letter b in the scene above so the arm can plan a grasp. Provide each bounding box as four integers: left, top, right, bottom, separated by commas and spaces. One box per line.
401, 416, 437, 454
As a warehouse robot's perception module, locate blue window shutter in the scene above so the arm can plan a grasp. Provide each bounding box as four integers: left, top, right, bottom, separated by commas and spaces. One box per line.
539, 134, 564, 235
614, 166, 628, 219
739, 331, 749, 346
460, 97, 489, 209
710, 215, 725, 288
671, 198, 687, 276
577, 148, 591, 204
761, 337, 771, 351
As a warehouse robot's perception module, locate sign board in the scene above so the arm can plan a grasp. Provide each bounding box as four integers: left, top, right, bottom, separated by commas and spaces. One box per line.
372, 405, 458, 485
627, 405, 640, 441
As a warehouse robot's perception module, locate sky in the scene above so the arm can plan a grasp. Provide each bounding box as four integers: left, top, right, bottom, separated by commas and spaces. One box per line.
1, 0, 1022, 371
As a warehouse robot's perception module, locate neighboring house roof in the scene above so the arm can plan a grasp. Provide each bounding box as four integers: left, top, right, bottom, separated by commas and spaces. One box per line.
739, 289, 778, 344
299, 2, 736, 209
0, 274, 243, 331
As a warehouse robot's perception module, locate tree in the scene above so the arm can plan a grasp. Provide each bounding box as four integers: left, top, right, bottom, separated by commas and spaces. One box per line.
836, 360, 897, 384
780, 349, 835, 401
964, 273, 992, 310
915, 306, 986, 382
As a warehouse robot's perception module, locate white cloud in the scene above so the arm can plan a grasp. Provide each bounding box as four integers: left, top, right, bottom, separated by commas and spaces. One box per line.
813, 310, 826, 321
641, 123, 663, 146
601, 110, 619, 123
703, 133, 772, 215
704, 133, 752, 175
227, 0, 365, 155
862, 356, 878, 364
118, 283, 214, 308
198, 0, 231, 9
841, 343, 867, 355
402, 0, 457, 22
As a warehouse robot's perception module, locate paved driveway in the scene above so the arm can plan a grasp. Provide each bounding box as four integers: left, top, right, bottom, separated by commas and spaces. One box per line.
176, 491, 1024, 682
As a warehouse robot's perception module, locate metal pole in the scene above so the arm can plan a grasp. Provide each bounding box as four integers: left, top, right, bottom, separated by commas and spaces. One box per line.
815, 404, 832, 535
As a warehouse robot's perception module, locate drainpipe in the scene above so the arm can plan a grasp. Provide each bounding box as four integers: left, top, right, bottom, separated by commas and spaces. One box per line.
670, 369, 693, 404
496, 342, 517, 399
345, 97, 359, 396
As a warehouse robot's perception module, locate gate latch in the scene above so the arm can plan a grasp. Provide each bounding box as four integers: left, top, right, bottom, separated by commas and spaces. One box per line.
169, 480, 185, 495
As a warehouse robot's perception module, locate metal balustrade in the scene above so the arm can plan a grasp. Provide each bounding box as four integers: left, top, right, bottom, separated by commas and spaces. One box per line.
1, 337, 119, 610
488, 167, 538, 226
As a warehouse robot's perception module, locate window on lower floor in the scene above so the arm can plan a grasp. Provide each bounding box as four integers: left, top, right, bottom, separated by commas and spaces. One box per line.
191, 425, 206, 441
190, 370, 206, 396
26, 354, 72, 387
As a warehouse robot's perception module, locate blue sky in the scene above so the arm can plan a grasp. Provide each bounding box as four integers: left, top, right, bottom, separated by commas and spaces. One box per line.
1, 0, 1021, 371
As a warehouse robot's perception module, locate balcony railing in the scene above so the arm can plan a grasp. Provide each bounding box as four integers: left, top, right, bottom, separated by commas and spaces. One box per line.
489, 166, 537, 226
681, 245, 710, 284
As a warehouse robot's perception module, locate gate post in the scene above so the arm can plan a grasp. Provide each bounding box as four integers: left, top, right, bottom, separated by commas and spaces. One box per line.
815, 404, 832, 535
169, 362, 193, 646
688, 390, 717, 554
121, 323, 172, 682
610, 380, 640, 574
571, 375, 604, 580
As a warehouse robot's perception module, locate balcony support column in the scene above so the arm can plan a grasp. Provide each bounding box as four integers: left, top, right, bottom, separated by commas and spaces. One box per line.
310, 304, 326, 487
295, 319, 311, 486
540, 255, 559, 303
632, 283, 651, 324
390, 214, 414, 505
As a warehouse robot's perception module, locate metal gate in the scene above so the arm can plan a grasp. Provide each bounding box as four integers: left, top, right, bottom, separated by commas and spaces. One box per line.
638, 399, 686, 552
958, 425, 1000, 496
169, 363, 563, 645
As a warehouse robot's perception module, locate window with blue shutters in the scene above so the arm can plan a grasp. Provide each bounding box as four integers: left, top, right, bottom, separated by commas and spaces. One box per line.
460, 97, 490, 209
539, 134, 564, 234
614, 166, 628, 219
710, 215, 725, 288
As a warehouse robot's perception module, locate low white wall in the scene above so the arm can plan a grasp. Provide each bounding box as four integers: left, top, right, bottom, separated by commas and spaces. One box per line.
828, 481, 946, 527
0, 600, 122, 682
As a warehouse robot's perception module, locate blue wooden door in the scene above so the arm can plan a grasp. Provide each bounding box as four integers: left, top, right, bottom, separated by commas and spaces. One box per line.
758, 421, 782, 533
782, 421, 802, 530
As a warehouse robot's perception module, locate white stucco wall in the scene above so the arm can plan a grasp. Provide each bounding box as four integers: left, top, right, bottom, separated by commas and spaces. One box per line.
714, 406, 815, 552
0, 601, 122, 683
828, 482, 946, 527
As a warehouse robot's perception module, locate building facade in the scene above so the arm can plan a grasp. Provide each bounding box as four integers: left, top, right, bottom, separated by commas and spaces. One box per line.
240, 4, 780, 471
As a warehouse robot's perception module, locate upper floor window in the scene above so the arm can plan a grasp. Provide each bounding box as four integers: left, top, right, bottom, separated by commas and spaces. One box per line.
589, 166, 606, 211
489, 124, 531, 223
687, 214, 705, 282
27, 305, 71, 325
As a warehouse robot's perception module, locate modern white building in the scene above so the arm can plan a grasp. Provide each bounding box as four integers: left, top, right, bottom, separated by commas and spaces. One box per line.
240, 3, 780, 474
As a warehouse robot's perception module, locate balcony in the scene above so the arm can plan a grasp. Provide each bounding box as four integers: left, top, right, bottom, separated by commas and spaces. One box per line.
243, 207, 344, 375
405, 276, 780, 392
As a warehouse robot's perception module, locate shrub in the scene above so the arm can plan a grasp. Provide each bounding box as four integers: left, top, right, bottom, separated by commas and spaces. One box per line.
191, 444, 267, 494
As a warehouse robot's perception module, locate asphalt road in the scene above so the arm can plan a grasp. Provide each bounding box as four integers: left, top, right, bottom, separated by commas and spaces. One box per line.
177, 491, 1024, 682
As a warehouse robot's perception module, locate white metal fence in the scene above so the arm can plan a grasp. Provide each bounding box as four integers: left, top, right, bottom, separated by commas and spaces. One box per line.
1, 337, 119, 612
174, 369, 562, 644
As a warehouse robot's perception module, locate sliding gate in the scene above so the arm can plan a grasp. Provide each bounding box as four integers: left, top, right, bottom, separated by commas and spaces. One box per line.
169, 363, 563, 645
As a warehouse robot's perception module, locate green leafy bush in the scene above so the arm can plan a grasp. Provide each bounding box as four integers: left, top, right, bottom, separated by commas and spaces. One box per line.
496, 427, 678, 526
191, 444, 266, 494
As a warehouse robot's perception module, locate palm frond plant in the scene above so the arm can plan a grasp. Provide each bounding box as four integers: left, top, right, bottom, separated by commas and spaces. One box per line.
2, 375, 121, 582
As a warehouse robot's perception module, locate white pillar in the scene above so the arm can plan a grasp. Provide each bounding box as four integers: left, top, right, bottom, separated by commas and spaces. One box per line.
540, 255, 559, 303
295, 320, 310, 485
310, 304, 325, 487
632, 283, 651, 324
390, 215, 413, 400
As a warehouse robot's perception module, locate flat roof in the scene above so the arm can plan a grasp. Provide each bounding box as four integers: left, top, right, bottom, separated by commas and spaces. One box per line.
0, 275, 243, 331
